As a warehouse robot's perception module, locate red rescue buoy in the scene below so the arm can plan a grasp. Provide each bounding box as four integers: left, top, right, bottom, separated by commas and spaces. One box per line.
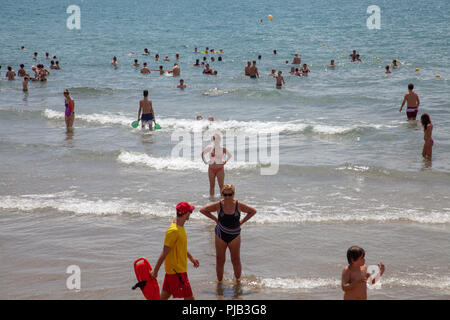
132, 257, 160, 300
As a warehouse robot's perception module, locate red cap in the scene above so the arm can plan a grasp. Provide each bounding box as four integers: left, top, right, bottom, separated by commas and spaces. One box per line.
176, 201, 195, 214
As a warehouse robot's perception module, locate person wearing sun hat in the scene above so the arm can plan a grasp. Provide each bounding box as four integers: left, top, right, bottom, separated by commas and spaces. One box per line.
150, 201, 200, 300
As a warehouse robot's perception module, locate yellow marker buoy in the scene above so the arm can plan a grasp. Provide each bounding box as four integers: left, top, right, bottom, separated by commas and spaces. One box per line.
416, 68, 420, 72
376, 58, 380, 61
268, 14, 273, 20
436, 74, 440, 78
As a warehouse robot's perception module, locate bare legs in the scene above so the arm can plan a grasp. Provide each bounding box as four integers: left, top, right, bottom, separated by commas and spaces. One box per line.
215, 234, 241, 282
208, 166, 225, 197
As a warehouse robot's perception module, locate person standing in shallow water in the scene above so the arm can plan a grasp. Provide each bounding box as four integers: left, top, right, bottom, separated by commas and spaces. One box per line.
64, 89, 75, 131
201, 133, 232, 197
200, 184, 257, 283
421, 113, 433, 161
399, 83, 420, 120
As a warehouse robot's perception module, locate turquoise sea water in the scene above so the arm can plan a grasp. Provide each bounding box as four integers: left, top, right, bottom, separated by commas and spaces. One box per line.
1, 0, 449, 299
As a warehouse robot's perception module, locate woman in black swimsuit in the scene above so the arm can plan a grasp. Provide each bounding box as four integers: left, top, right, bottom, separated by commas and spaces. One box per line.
200, 184, 257, 283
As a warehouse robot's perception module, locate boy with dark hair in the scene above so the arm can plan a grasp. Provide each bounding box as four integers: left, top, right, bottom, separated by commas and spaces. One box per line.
399, 83, 420, 120
18, 64, 26, 77
138, 90, 155, 130
341, 246, 385, 300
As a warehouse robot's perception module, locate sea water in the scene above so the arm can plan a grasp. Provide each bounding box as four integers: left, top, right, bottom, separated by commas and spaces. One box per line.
0, 0, 449, 299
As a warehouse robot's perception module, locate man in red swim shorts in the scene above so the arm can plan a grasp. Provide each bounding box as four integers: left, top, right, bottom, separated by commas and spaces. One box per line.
399, 83, 420, 120
150, 201, 200, 300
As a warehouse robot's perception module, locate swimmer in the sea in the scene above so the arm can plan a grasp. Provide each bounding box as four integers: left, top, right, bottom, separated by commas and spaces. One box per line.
111, 56, 118, 66
172, 63, 180, 77
385, 65, 392, 74
22, 75, 30, 92
268, 69, 276, 77
18, 64, 26, 77
249, 61, 259, 78
300, 64, 310, 76
151, 65, 164, 75
133, 59, 140, 67
292, 53, 301, 64
399, 83, 420, 120
140, 62, 151, 74
203, 64, 213, 75
6, 66, 16, 80
138, 90, 155, 131
244, 61, 251, 76
275, 70, 285, 89
177, 79, 187, 89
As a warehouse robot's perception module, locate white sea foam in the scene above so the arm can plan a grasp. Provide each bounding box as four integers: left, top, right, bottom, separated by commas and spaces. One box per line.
117, 151, 257, 172
2, 193, 449, 224
44, 109, 131, 126
0, 192, 174, 218
256, 277, 339, 289
249, 276, 450, 291
42, 109, 393, 135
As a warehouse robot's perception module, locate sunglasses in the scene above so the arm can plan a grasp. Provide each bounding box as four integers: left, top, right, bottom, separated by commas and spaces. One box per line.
222, 193, 233, 197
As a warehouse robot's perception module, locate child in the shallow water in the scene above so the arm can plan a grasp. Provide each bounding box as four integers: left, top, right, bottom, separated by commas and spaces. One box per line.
341, 246, 385, 300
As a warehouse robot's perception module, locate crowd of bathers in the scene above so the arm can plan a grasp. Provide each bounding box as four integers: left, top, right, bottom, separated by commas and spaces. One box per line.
1, 48, 62, 92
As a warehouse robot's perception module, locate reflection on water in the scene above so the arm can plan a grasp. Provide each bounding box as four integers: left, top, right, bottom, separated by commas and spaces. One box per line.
65, 129, 74, 146
406, 120, 419, 130
216, 281, 244, 300
421, 158, 432, 170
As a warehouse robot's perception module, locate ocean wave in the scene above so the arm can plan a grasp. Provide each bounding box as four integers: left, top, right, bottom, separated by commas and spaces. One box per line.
41, 109, 392, 136
254, 204, 450, 225
67, 86, 126, 96
245, 276, 450, 291
0, 192, 175, 218
117, 151, 257, 172
2, 193, 449, 224
43, 109, 131, 126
